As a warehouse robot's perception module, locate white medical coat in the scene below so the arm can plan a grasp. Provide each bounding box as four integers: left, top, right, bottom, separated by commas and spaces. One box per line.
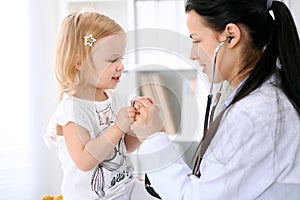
138, 73, 300, 200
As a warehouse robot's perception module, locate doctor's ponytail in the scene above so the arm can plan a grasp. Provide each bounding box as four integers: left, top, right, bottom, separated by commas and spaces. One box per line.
231, 1, 300, 113
271, 1, 300, 112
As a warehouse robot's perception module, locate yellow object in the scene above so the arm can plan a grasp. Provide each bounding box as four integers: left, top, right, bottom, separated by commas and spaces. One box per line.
40, 194, 63, 200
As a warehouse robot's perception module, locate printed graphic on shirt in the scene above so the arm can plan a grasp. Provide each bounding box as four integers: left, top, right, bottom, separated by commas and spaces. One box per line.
95, 104, 115, 137
91, 103, 131, 198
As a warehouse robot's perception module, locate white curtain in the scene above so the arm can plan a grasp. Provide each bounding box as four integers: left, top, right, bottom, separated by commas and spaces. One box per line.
0, 0, 62, 199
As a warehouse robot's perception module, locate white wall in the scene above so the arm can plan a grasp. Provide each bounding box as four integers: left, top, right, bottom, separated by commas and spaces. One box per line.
29, 0, 61, 199
289, 0, 300, 30
27, 0, 62, 198
0, 0, 62, 199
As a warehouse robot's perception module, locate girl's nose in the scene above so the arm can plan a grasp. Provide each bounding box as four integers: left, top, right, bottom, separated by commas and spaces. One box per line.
116, 60, 124, 71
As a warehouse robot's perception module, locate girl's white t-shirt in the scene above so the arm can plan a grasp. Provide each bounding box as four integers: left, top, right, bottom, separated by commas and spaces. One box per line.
45, 90, 134, 200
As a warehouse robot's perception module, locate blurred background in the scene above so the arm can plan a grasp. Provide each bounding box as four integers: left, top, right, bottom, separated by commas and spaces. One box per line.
0, 0, 298, 199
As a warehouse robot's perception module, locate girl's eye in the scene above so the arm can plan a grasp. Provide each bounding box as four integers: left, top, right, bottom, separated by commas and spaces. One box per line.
109, 57, 123, 63
107, 59, 117, 63
193, 41, 200, 44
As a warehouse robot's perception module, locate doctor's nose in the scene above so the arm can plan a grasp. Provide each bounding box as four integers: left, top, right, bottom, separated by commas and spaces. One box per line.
190, 43, 199, 60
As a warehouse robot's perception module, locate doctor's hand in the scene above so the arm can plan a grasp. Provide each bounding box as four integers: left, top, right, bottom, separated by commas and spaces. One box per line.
132, 97, 165, 141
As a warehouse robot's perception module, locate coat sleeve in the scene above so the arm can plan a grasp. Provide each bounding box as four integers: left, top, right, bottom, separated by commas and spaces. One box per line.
137, 105, 284, 200
137, 132, 193, 199
138, 132, 226, 200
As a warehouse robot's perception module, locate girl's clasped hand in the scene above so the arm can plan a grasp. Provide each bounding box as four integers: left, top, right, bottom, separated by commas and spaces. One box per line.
121, 96, 164, 141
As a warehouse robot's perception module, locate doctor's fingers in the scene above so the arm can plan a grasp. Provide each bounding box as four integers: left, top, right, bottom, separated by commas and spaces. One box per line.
134, 112, 141, 121
132, 105, 164, 140
132, 107, 150, 126
138, 106, 149, 119
133, 97, 154, 109
139, 105, 160, 121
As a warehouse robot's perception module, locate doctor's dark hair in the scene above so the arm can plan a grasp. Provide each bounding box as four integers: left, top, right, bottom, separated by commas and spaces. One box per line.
185, 0, 300, 113
186, 0, 300, 176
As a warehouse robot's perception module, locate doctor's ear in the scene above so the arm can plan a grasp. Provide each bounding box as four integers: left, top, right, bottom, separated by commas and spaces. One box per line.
220, 23, 241, 47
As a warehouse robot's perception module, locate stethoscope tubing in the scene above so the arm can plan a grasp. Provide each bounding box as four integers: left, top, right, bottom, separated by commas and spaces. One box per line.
204, 41, 225, 134
193, 41, 226, 177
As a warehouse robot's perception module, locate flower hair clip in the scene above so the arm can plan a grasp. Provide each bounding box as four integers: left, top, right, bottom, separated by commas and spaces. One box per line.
84, 34, 96, 47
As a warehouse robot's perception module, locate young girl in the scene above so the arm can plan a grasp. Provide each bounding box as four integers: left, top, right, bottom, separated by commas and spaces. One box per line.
133, 0, 300, 199
45, 10, 155, 200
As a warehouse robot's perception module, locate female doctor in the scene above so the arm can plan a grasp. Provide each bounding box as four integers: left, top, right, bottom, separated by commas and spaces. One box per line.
132, 0, 300, 199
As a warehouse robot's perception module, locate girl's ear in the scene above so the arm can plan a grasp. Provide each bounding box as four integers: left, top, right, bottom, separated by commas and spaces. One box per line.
219, 23, 241, 48
76, 62, 81, 71
75, 55, 82, 71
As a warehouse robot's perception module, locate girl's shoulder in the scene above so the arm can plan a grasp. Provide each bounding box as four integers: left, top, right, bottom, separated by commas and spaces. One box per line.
55, 93, 95, 125
56, 93, 75, 116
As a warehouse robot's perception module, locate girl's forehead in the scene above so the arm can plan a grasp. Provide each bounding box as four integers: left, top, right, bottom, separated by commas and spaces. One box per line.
93, 33, 126, 48
91, 34, 126, 56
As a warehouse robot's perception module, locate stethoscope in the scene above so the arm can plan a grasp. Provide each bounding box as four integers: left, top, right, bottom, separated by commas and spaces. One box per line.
202, 40, 226, 134
192, 37, 232, 177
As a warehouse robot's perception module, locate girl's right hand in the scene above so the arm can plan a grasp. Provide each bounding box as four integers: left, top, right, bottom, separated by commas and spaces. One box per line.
115, 106, 136, 133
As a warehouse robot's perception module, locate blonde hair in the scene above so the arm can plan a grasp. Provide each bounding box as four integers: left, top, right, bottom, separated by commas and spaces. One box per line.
54, 10, 124, 101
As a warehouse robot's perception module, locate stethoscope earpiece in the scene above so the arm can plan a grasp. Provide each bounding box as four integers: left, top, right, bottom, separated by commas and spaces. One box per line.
227, 36, 234, 43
